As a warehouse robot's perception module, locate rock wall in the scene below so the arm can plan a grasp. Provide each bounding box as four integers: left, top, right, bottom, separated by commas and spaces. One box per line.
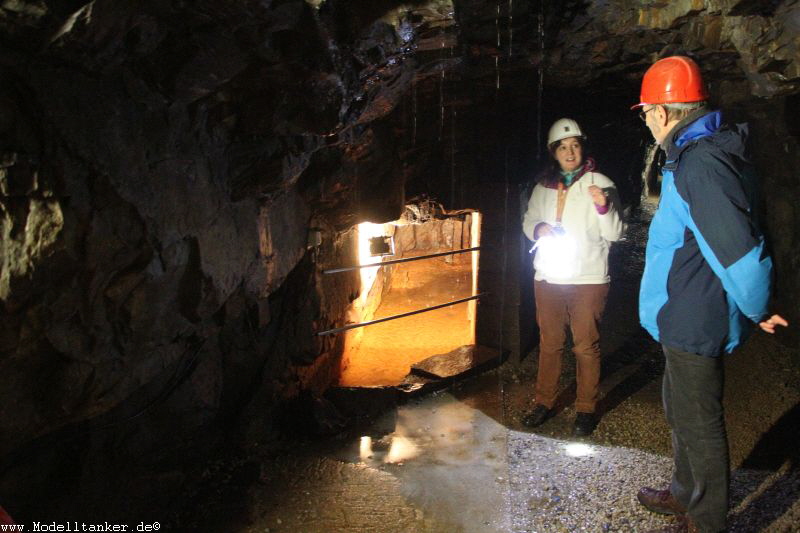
0, 0, 411, 490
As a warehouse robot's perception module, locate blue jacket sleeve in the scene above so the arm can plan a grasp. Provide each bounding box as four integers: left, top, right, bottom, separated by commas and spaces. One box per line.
675, 149, 772, 322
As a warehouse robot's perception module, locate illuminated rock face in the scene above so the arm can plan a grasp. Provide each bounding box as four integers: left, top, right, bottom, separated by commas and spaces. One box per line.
0, 0, 796, 490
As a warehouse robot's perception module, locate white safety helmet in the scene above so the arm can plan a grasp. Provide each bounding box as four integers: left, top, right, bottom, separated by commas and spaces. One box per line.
547, 118, 585, 147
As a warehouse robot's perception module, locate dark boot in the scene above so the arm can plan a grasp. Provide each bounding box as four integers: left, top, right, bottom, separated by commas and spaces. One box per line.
573, 412, 597, 436
637, 487, 687, 515
521, 404, 551, 427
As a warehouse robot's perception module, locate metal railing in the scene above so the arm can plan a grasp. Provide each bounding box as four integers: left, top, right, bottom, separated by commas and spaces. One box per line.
316, 293, 484, 336
322, 246, 481, 275
318, 245, 483, 336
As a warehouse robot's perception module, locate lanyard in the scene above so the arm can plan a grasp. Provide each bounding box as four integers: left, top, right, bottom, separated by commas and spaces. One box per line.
555, 181, 569, 225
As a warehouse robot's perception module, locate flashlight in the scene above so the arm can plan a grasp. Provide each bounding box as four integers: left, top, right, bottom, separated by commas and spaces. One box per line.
531, 229, 579, 279
529, 224, 566, 254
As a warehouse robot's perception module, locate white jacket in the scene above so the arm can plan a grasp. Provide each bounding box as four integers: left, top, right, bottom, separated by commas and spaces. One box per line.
522, 170, 624, 284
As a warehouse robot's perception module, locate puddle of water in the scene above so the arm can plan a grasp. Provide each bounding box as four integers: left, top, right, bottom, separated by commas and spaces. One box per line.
328, 375, 513, 533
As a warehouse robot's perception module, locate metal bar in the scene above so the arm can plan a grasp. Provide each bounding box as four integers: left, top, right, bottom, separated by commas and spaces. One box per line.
323, 246, 482, 274
316, 293, 484, 336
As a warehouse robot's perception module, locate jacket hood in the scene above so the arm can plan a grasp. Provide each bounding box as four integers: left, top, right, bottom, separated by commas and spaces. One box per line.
664, 109, 749, 164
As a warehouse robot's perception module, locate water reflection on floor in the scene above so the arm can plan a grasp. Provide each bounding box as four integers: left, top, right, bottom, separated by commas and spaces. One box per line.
331, 374, 675, 533
330, 375, 511, 533
323, 372, 679, 533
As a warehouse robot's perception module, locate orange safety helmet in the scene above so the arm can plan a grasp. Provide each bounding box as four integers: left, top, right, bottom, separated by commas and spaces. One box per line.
631, 56, 709, 109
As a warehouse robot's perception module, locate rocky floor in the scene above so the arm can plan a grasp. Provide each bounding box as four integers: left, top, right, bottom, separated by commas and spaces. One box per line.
172, 205, 800, 532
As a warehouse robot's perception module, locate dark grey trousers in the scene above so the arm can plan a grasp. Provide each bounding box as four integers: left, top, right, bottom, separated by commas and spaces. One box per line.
662, 344, 729, 533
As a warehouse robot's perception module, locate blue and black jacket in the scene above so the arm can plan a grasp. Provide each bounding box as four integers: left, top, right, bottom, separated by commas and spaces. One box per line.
639, 109, 772, 356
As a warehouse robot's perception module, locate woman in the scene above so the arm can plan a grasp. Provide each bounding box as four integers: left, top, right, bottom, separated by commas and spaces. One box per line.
521, 118, 624, 436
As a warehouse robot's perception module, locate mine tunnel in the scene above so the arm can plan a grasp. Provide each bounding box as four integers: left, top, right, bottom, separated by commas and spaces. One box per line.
1, 1, 799, 532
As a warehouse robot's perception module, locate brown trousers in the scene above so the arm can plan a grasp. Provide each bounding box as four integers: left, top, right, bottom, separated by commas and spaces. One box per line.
534, 280, 609, 413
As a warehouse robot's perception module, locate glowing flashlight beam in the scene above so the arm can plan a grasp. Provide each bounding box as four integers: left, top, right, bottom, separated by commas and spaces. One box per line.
564, 443, 594, 457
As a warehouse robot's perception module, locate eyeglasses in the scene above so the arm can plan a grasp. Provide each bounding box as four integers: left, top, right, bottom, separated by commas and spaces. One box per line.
639, 107, 655, 122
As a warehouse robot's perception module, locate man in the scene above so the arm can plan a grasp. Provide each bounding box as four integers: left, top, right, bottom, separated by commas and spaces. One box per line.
632, 55, 788, 533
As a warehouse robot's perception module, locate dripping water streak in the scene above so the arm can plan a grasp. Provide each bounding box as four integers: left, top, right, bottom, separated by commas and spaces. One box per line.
508, 0, 513, 57
536, 7, 545, 160
439, 23, 445, 142
499, 146, 509, 365
450, 108, 457, 208
495, 1, 501, 92
412, 81, 417, 147
440, 70, 445, 142
450, 28, 454, 59
496, 2, 501, 48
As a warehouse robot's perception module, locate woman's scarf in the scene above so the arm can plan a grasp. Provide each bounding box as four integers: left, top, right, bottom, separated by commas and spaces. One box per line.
543, 157, 596, 188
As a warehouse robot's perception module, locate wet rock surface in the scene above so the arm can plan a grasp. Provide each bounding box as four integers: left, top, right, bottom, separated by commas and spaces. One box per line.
411, 344, 501, 379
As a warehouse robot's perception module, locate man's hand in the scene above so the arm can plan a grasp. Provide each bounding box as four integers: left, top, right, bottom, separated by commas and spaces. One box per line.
759, 314, 788, 334
588, 185, 607, 207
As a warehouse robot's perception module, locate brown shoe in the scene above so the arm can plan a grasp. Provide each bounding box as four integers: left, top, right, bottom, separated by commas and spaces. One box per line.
637, 486, 687, 515
646, 514, 699, 533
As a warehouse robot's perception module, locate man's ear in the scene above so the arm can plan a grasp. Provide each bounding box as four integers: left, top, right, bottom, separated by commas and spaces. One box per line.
654, 105, 669, 127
